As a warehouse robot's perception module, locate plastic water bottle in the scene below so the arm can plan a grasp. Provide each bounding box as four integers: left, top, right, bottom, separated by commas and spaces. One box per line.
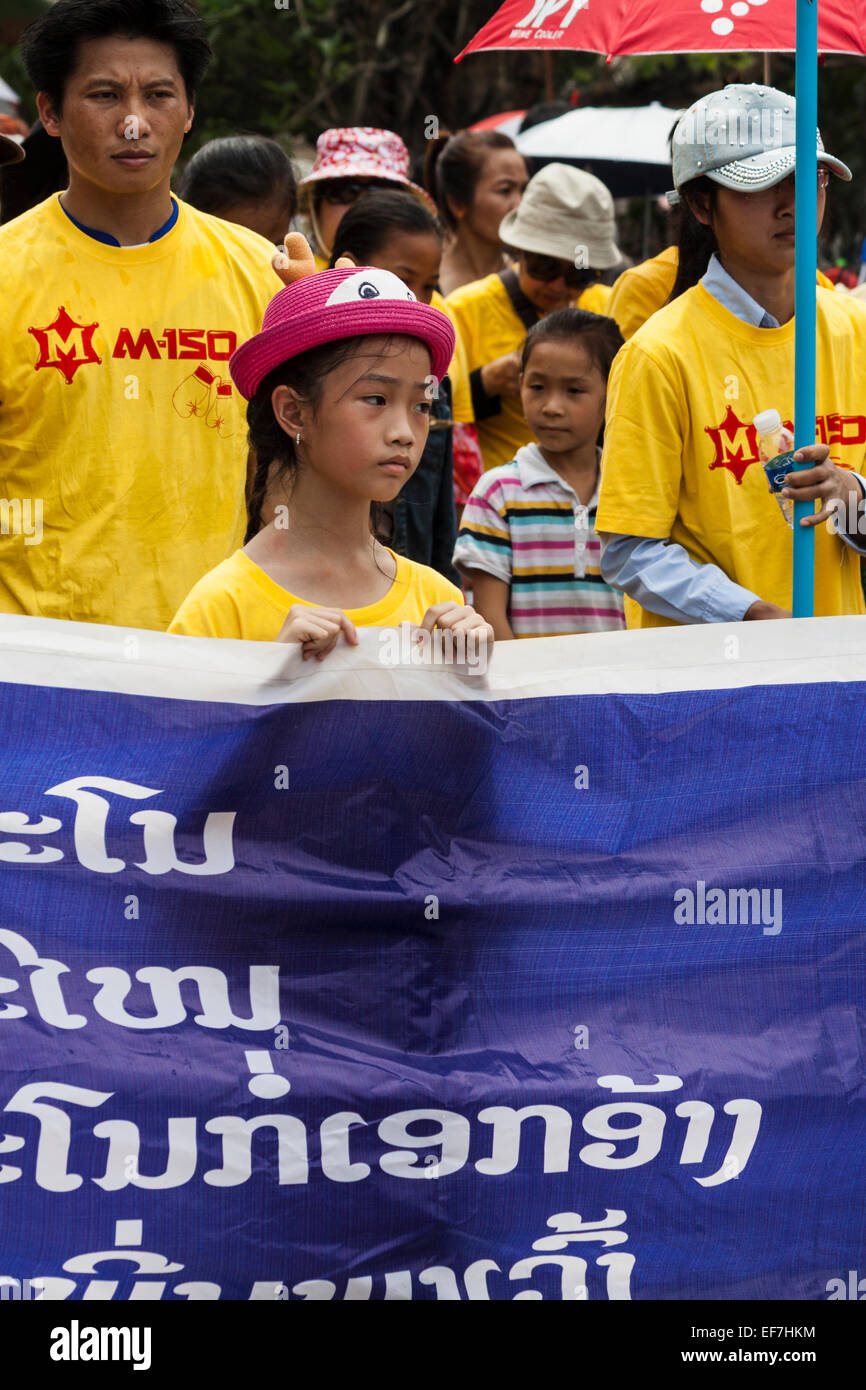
753, 408, 797, 528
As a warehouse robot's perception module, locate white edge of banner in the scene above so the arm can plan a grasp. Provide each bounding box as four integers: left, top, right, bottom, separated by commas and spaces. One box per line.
0, 612, 865, 706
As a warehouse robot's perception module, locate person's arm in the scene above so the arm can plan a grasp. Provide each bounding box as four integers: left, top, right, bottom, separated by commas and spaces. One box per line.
599, 534, 788, 623
461, 569, 516, 640
785, 456, 866, 552
452, 476, 514, 627
469, 352, 523, 421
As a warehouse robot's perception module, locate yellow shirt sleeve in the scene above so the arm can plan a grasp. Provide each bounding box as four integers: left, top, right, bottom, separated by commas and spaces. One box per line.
445, 274, 533, 471
432, 291, 472, 424
596, 336, 686, 540
577, 281, 613, 315
608, 247, 679, 341
168, 557, 249, 638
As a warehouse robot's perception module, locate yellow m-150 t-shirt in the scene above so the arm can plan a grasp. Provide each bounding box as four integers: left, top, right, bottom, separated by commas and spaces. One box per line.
0, 195, 279, 630
597, 282, 866, 627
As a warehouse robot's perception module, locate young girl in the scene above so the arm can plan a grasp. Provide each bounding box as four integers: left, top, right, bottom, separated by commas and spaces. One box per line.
328, 189, 461, 583
168, 252, 493, 660
454, 308, 625, 639
597, 83, 866, 628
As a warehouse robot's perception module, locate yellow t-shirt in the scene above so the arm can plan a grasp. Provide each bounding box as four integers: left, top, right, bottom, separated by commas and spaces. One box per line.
577, 281, 613, 316
446, 272, 531, 472
431, 290, 472, 424
168, 547, 463, 641
608, 246, 679, 341
596, 282, 866, 628
446, 273, 615, 471
0, 194, 279, 630
609, 246, 836, 341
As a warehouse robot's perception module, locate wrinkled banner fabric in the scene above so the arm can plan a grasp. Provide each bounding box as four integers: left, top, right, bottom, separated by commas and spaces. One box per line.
0, 614, 864, 1302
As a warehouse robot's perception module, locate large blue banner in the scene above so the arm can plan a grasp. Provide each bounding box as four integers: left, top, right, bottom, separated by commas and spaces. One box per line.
0, 616, 863, 1301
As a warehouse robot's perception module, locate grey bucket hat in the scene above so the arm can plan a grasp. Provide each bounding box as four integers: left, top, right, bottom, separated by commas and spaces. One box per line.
668, 83, 851, 203
498, 163, 621, 271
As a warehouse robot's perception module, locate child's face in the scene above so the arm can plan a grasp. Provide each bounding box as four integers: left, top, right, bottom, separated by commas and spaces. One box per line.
369, 230, 442, 305
277, 334, 433, 502
520, 339, 606, 454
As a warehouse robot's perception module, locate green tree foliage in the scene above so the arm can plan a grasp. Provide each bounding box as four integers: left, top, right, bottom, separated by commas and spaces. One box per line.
2, 1, 863, 257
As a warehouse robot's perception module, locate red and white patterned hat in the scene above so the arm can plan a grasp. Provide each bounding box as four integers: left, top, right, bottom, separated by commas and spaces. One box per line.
297, 127, 434, 212
230, 265, 455, 400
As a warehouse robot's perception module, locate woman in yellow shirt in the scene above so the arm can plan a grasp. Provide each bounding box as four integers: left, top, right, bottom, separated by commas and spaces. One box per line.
598, 84, 866, 629
169, 247, 493, 659
446, 163, 621, 474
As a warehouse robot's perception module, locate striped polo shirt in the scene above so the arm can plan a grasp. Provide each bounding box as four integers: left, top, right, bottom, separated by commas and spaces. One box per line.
453, 443, 626, 637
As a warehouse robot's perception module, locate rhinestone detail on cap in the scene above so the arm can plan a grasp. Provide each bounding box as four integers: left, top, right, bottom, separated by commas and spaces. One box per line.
718, 154, 794, 185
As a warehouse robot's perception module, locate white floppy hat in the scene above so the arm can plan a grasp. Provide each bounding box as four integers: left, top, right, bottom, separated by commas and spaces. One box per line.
498, 163, 621, 271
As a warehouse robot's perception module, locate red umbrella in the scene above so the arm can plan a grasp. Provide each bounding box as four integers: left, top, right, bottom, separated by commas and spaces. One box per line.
454, 0, 866, 62
470, 109, 527, 133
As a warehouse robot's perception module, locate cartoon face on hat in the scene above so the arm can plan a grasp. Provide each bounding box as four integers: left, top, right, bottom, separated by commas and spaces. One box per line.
325, 267, 416, 306
230, 265, 454, 401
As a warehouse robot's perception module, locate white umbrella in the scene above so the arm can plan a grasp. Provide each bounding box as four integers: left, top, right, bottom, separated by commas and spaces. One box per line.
516, 101, 681, 167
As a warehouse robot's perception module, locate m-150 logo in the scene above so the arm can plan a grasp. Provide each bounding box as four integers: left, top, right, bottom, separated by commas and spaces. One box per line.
29, 306, 238, 383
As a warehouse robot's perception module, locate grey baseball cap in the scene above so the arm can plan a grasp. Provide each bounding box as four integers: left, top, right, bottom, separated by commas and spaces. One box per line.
667, 83, 850, 203
498, 163, 621, 271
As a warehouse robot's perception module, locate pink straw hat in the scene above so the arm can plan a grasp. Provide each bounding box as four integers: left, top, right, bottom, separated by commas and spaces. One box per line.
230, 265, 455, 400
297, 127, 435, 212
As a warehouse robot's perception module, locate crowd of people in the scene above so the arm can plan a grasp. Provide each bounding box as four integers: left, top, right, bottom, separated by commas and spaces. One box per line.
2, 0, 866, 667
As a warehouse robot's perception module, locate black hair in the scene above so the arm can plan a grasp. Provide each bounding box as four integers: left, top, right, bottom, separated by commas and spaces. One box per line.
423, 129, 525, 233
20, 0, 212, 111
669, 176, 719, 301
0, 120, 68, 224
328, 188, 442, 267
244, 334, 428, 543
521, 307, 623, 381
180, 136, 296, 220
518, 101, 570, 134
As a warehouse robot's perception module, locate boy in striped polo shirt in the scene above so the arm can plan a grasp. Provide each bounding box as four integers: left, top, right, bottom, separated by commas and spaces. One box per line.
453, 309, 626, 638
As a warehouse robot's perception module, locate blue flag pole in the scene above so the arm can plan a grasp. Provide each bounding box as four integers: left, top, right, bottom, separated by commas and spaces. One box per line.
793, 0, 818, 617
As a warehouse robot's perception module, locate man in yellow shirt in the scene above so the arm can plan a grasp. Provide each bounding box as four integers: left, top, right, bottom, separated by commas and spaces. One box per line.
446, 164, 620, 473
0, 0, 279, 631
598, 84, 866, 628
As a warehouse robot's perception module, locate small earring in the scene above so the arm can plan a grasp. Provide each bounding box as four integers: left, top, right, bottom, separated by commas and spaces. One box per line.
295, 432, 301, 446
